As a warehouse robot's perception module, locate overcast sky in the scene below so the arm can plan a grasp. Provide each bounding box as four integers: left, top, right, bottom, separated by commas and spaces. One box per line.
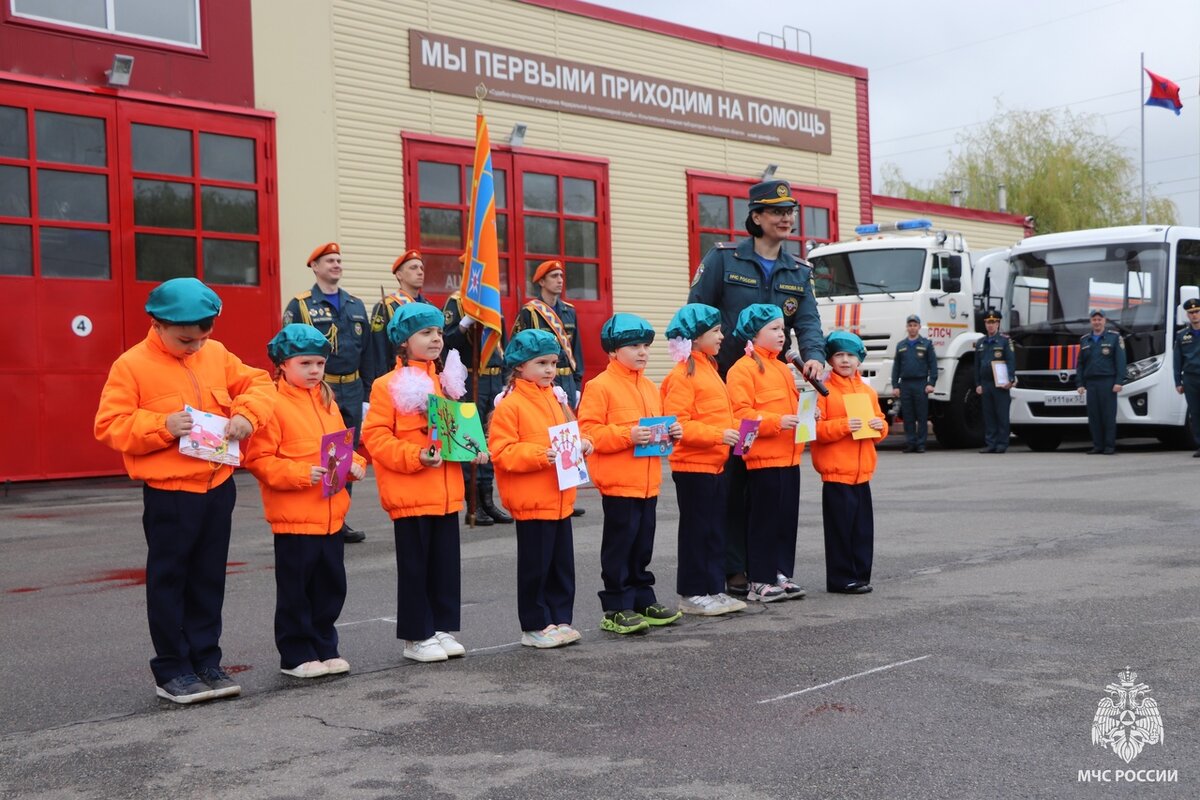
587, 0, 1200, 226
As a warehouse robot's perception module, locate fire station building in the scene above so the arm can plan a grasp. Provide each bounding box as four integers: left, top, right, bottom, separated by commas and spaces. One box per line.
2, 0, 1026, 480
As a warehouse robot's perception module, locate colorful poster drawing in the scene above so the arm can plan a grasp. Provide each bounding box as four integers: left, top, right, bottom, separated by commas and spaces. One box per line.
634, 415, 677, 457
795, 390, 817, 444
549, 420, 589, 490
179, 405, 240, 466
733, 417, 761, 456
319, 428, 355, 497
427, 395, 489, 462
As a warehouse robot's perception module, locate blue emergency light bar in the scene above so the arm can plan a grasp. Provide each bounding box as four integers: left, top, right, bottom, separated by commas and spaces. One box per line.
854, 219, 933, 235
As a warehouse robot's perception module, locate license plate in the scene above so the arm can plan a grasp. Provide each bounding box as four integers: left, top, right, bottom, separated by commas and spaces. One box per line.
1043, 393, 1085, 406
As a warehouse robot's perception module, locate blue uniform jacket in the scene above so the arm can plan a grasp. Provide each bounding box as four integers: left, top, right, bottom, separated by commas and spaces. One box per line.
688, 238, 825, 376
283, 284, 370, 395
892, 335, 938, 386
1173, 325, 1200, 386
975, 333, 1015, 387
1076, 330, 1126, 387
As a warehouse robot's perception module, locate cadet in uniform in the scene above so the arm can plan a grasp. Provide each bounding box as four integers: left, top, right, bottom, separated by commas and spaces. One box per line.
364, 249, 435, 390
443, 290, 513, 526
891, 314, 938, 453
974, 309, 1015, 454
283, 242, 371, 541
1076, 308, 1126, 455
687, 179, 826, 596
512, 259, 587, 517
1174, 297, 1200, 457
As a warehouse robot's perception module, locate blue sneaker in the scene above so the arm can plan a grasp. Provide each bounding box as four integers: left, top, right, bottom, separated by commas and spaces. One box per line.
156, 673, 216, 704
196, 665, 241, 699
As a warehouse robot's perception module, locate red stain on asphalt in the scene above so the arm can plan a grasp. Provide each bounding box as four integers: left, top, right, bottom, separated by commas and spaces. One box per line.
81, 568, 147, 588
803, 702, 862, 718
225, 664, 252, 674
6, 586, 42, 594
12, 513, 59, 519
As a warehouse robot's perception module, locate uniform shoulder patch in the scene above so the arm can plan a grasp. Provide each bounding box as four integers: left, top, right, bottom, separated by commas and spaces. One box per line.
370, 312, 386, 332
691, 263, 705, 288
443, 307, 455, 326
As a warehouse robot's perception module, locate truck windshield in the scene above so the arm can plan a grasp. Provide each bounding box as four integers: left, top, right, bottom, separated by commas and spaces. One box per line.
810, 248, 926, 298
1007, 242, 1168, 334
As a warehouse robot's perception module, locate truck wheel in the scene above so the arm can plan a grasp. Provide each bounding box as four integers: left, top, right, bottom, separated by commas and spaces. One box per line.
1019, 429, 1062, 452
933, 361, 983, 448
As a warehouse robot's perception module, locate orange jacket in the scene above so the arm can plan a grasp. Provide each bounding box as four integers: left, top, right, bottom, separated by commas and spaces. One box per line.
727, 346, 803, 469
94, 327, 276, 493
660, 355, 733, 474
362, 359, 464, 519
578, 359, 663, 498
488, 379, 578, 520
811, 371, 888, 485
243, 380, 367, 534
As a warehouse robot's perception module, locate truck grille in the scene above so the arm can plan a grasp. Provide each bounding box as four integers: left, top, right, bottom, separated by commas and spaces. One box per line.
1016, 372, 1076, 391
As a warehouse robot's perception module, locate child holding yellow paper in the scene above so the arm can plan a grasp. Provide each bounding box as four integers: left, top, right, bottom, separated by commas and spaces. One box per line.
812, 331, 887, 595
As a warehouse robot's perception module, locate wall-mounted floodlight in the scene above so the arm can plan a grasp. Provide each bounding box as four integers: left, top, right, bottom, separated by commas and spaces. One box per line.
508, 123, 528, 147
761, 163, 779, 180
106, 54, 135, 87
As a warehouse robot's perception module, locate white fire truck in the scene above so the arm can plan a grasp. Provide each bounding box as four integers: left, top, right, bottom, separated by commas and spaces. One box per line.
806, 220, 1010, 447
1005, 225, 1200, 450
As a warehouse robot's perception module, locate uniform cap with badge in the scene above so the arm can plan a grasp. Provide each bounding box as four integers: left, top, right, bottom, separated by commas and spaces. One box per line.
387, 303, 444, 346
600, 313, 655, 352
983, 309, 1002, 322
666, 303, 721, 341
734, 303, 783, 341
267, 323, 332, 364
145, 277, 222, 324
504, 329, 562, 368
532, 259, 565, 284
392, 248, 422, 273
1184, 298, 1200, 311
307, 242, 340, 265
906, 314, 921, 324
747, 179, 798, 210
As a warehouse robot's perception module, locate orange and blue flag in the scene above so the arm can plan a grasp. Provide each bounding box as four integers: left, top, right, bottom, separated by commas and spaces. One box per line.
460, 113, 504, 368
1145, 68, 1183, 116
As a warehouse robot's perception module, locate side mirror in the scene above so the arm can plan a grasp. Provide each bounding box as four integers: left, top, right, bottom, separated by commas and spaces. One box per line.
947, 254, 963, 280
943, 278, 961, 293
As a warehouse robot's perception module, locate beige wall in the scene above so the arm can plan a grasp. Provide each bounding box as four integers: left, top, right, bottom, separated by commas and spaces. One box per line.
253, 0, 864, 375
874, 204, 1026, 252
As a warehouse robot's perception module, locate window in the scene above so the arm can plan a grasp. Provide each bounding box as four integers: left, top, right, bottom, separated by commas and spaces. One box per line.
0, 104, 114, 278
11, 0, 201, 48
687, 172, 837, 272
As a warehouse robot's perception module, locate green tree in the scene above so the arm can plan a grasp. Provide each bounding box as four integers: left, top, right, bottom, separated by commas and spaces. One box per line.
881, 105, 1177, 233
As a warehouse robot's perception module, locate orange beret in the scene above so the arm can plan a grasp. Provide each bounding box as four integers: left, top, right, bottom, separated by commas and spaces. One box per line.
532, 259, 564, 284
392, 249, 422, 273
307, 242, 339, 265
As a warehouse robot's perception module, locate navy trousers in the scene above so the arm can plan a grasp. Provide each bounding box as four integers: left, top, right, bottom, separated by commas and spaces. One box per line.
980, 385, 1011, 450
723, 454, 748, 577
598, 495, 659, 612
274, 533, 346, 669
673, 471, 728, 597
142, 479, 235, 685
1085, 378, 1118, 451
515, 517, 576, 631
1184, 377, 1200, 442
393, 514, 461, 642
745, 465, 800, 584
899, 382, 930, 448
822, 481, 874, 590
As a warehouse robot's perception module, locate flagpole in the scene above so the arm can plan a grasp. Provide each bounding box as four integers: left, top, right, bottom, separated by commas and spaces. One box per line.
1140, 52, 1146, 224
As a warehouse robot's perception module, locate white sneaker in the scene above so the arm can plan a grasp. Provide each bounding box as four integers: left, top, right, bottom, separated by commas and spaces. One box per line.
521, 627, 561, 648
434, 631, 466, 657
280, 660, 330, 678
748, 582, 787, 602
555, 624, 582, 644
403, 637, 448, 662
322, 657, 351, 675
678, 594, 723, 616
713, 592, 748, 613
777, 573, 807, 599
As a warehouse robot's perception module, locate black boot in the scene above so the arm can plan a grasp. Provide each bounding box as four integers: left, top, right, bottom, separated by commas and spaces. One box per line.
466, 488, 494, 527
479, 487, 513, 524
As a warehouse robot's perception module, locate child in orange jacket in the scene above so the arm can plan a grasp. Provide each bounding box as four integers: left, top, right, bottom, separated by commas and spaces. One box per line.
811, 331, 887, 595
244, 324, 367, 680
94, 278, 276, 705
489, 329, 595, 648
578, 313, 683, 634
660, 303, 746, 617
362, 303, 487, 664
726, 304, 806, 604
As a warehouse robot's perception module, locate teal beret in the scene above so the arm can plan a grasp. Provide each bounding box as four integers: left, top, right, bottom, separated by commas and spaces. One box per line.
734, 303, 783, 341
145, 278, 221, 324
600, 313, 655, 352
825, 331, 866, 362
267, 324, 331, 364
666, 303, 720, 341
505, 328, 561, 368
387, 303, 443, 347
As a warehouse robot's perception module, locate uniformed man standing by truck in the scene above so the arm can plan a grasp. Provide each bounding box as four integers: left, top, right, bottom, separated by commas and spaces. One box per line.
891, 314, 938, 453
687, 179, 826, 596
1174, 297, 1200, 457
1076, 308, 1126, 455
974, 309, 1015, 454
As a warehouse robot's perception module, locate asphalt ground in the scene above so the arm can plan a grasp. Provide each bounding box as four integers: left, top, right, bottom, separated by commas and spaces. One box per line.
2, 433, 1198, 799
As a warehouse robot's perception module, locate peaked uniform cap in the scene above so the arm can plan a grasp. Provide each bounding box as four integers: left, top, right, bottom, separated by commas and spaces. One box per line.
387, 303, 443, 346
748, 180, 798, 209
268, 324, 332, 364
505, 328, 561, 368
600, 313, 655, 352
666, 303, 721, 341
983, 308, 1002, 322
145, 277, 222, 323
307, 242, 340, 265
1183, 298, 1200, 311
825, 331, 866, 362
734, 303, 783, 341
906, 314, 921, 324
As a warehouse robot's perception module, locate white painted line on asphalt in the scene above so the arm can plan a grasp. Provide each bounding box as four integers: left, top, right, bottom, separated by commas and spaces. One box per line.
335, 616, 396, 628
757, 654, 932, 704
